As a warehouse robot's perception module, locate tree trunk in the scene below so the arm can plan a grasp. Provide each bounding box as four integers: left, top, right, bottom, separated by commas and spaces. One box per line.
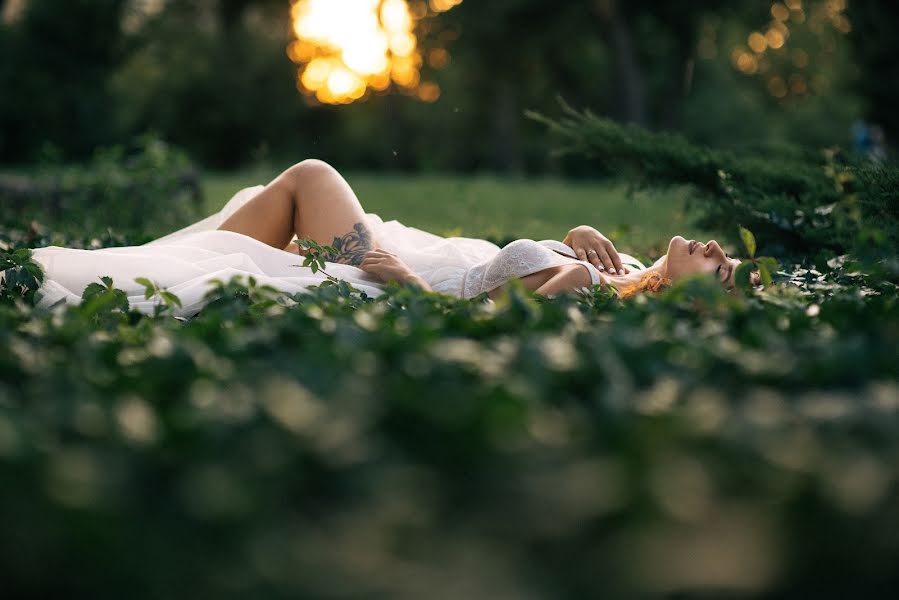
661, 35, 697, 130
217, 0, 251, 34
592, 0, 648, 127
492, 79, 523, 175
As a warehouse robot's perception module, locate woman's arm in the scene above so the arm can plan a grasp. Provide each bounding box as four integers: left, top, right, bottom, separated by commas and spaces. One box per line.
359, 249, 432, 291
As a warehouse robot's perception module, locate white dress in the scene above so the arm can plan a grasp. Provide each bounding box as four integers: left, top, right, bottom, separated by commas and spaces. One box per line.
26, 186, 645, 317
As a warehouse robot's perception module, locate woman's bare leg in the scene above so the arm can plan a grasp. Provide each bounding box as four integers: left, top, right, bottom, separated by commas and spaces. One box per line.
217, 159, 374, 265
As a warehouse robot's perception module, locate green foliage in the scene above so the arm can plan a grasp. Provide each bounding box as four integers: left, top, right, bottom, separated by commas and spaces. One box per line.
135, 277, 183, 317
1, 0, 874, 174
739, 225, 757, 258
111, 15, 304, 169
294, 238, 339, 279
0, 0, 129, 161
0, 247, 44, 305
735, 226, 778, 289
0, 135, 201, 238
529, 102, 899, 258
79, 275, 131, 327
1, 231, 898, 598
848, 0, 899, 142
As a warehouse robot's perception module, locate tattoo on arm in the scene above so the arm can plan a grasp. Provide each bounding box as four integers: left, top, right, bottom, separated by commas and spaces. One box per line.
323, 222, 373, 266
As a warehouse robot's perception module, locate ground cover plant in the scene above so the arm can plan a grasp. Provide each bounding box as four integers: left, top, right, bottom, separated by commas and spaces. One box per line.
2, 133, 898, 598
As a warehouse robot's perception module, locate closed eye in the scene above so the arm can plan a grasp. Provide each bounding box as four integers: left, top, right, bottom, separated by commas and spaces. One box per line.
716, 264, 727, 282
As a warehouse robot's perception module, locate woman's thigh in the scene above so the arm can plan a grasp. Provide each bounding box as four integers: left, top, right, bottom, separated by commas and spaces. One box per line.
291, 160, 375, 265
218, 160, 375, 265
216, 170, 297, 249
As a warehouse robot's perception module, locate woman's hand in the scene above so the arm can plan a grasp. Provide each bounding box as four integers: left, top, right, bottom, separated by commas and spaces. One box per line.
562, 225, 628, 274
360, 249, 432, 290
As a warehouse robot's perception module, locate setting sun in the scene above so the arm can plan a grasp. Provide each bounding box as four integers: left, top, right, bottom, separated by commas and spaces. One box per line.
289, 0, 461, 105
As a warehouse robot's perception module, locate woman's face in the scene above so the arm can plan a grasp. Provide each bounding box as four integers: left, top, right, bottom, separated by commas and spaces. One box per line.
665, 236, 740, 286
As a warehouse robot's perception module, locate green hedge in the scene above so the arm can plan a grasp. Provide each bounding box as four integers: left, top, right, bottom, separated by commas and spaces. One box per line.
1, 234, 898, 598
529, 103, 899, 258
0, 135, 201, 239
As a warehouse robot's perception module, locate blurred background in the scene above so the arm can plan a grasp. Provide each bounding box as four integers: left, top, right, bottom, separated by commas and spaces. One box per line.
2, 0, 895, 170
0, 0, 896, 246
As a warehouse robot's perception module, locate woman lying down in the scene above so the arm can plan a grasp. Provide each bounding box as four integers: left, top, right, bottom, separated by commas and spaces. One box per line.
27, 160, 743, 317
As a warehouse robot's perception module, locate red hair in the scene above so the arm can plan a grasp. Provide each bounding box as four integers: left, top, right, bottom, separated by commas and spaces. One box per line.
617, 270, 672, 299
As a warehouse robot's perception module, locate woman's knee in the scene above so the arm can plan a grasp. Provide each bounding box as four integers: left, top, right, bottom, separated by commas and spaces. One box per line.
283, 159, 339, 191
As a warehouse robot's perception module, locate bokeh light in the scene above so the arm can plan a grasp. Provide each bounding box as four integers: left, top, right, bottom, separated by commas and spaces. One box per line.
720, 0, 851, 100
288, 0, 462, 105
1, 0, 26, 24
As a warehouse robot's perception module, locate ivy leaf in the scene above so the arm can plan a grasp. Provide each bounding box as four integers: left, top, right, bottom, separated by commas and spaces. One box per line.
82, 281, 107, 301
739, 226, 756, 258
24, 263, 44, 283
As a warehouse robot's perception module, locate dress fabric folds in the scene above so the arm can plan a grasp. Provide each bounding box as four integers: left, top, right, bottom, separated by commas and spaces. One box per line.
28, 186, 642, 318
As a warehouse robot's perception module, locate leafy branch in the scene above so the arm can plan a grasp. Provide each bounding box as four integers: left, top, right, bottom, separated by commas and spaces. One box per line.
80, 276, 130, 324
292, 238, 369, 298
135, 277, 183, 317
734, 226, 778, 289
529, 100, 899, 257
293, 238, 340, 283
0, 248, 45, 305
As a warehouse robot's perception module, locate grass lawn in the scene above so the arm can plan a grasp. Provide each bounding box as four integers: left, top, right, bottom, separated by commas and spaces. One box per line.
202, 169, 715, 257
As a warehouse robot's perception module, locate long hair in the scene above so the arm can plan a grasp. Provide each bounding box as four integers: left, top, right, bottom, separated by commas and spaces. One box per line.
614, 256, 756, 298
617, 270, 672, 299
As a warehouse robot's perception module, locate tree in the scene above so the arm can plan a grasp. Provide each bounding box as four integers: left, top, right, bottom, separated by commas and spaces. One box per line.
590, 0, 753, 129
0, 0, 129, 162
847, 0, 899, 144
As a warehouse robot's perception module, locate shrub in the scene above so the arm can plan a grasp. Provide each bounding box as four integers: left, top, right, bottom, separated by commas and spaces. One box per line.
0, 134, 201, 239
529, 102, 899, 258
1, 247, 898, 598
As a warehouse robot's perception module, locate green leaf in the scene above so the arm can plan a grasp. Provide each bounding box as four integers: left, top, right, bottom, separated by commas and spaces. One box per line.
161, 291, 182, 308
100, 275, 114, 288
756, 256, 778, 276
13, 248, 31, 261
739, 226, 756, 258
249, 299, 278, 311
135, 277, 156, 299
734, 261, 754, 289
81, 282, 107, 300
757, 263, 773, 286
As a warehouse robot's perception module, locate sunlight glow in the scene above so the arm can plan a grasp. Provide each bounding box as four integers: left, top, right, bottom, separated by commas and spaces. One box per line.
289, 0, 462, 105
2, 0, 26, 24
725, 0, 849, 99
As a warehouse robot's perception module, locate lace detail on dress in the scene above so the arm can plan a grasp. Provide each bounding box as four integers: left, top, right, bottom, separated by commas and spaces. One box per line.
462, 239, 600, 298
